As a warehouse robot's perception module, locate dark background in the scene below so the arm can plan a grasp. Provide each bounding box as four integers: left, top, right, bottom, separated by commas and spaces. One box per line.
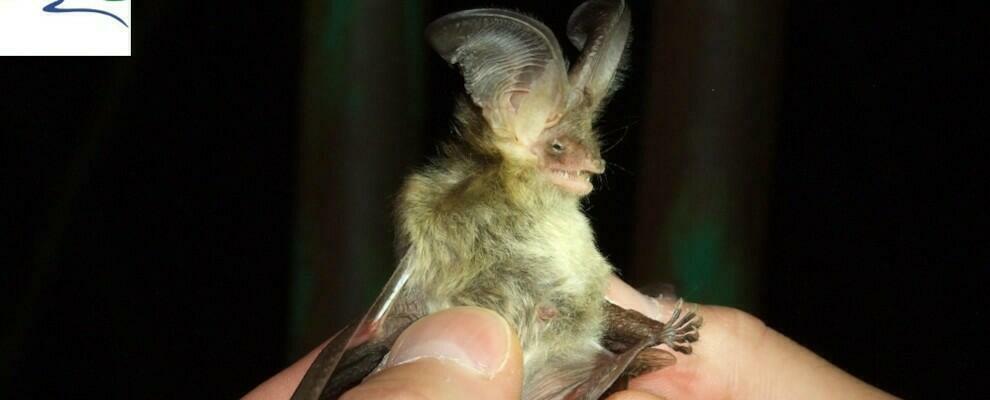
2, 1, 984, 398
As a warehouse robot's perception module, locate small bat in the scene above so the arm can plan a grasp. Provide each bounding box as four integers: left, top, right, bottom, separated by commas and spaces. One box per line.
291, 1, 702, 399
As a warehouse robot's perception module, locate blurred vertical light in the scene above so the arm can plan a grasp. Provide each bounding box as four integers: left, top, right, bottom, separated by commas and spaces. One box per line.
293, 0, 424, 356
634, 1, 781, 310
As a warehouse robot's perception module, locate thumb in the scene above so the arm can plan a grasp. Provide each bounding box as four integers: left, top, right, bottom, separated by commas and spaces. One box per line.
341, 307, 523, 400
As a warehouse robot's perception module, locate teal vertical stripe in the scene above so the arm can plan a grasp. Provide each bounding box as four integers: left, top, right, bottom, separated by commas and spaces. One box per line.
291, 0, 426, 355
664, 180, 749, 308
290, 0, 359, 350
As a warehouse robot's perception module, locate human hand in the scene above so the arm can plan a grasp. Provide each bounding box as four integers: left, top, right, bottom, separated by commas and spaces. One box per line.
246, 276, 897, 400
338, 306, 522, 399
245, 306, 523, 400
604, 276, 898, 400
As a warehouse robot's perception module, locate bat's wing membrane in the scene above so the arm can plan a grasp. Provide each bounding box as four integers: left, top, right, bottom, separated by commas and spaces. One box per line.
576, 341, 652, 399
290, 248, 425, 400
522, 340, 650, 400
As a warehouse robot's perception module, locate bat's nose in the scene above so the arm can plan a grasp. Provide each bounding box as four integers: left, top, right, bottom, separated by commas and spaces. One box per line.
589, 158, 606, 174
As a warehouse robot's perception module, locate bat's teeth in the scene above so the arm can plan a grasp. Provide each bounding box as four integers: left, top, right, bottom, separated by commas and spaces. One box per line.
551, 170, 590, 181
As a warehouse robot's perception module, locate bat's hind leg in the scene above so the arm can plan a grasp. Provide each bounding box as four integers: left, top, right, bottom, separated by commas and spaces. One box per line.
603, 299, 702, 356
600, 298, 703, 390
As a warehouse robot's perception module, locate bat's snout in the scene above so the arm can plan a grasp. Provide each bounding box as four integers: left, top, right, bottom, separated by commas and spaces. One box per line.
586, 158, 606, 175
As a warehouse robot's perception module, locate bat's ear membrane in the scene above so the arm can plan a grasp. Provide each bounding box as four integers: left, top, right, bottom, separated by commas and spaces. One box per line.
567, 0, 632, 111
427, 9, 568, 148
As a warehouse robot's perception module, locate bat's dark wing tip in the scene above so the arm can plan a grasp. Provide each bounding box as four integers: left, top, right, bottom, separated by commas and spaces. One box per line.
289, 250, 426, 400
289, 325, 355, 400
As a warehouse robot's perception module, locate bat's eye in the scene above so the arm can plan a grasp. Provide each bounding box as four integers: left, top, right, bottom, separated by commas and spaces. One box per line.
550, 140, 566, 154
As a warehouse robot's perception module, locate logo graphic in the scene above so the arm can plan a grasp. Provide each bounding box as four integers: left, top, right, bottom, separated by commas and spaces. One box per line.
43, 0, 128, 28
0, 0, 130, 55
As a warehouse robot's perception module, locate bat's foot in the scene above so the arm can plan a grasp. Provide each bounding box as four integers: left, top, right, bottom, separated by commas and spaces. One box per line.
658, 299, 703, 354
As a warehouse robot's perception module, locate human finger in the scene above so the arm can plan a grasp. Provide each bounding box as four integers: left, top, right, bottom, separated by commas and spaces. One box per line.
341, 306, 523, 400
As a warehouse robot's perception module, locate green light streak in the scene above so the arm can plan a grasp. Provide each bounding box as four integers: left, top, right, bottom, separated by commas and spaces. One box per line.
664, 180, 749, 308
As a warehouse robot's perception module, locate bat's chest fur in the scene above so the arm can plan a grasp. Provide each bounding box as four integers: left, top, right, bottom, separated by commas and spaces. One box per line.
400, 169, 613, 371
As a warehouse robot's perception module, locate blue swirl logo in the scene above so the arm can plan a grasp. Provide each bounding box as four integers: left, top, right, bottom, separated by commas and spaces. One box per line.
43, 0, 129, 28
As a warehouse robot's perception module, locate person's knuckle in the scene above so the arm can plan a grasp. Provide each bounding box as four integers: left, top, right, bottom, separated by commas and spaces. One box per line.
703, 306, 769, 341
732, 309, 768, 336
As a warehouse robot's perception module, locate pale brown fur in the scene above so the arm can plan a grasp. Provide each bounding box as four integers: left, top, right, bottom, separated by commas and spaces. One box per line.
395, 96, 612, 386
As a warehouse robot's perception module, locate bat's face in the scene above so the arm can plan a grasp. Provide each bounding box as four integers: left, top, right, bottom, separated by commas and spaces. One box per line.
428, 1, 629, 197
533, 120, 604, 196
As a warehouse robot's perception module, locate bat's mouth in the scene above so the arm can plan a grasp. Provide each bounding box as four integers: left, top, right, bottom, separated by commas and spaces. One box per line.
547, 168, 595, 195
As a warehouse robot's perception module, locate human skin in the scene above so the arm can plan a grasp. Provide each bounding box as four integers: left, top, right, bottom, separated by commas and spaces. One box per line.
244, 276, 897, 400
604, 278, 898, 400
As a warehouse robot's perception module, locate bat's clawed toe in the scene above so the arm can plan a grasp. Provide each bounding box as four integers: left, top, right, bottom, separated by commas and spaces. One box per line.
658, 300, 703, 355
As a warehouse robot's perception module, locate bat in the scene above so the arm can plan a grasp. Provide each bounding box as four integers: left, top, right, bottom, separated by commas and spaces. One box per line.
290, 1, 702, 398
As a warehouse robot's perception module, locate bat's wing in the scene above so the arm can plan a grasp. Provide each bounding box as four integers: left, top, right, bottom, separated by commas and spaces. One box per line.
522, 342, 651, 400
579, 340, 655, 399
290, 248, 425, 400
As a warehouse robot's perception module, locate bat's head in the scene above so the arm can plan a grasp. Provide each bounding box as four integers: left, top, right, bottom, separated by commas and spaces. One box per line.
427, 0, 630, 197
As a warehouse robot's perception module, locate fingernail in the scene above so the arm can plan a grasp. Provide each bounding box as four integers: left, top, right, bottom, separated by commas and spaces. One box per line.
385, 307, 511, 378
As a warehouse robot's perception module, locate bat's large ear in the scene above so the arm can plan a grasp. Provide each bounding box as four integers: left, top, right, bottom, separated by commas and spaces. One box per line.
566, 0, 631, 110
427, 10, 568, 146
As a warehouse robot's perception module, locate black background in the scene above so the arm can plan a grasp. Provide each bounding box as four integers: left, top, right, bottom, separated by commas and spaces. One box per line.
2, 1, 984, 398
